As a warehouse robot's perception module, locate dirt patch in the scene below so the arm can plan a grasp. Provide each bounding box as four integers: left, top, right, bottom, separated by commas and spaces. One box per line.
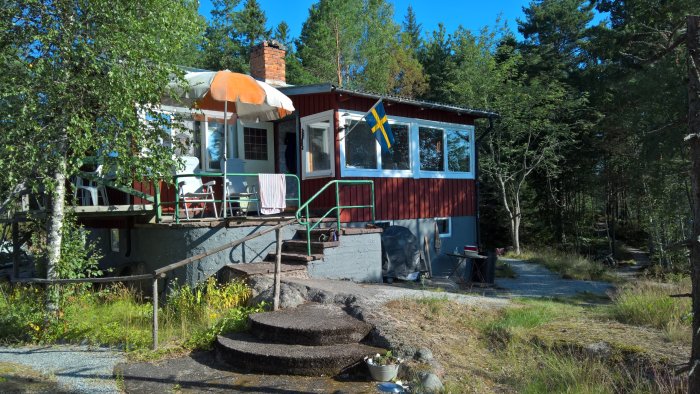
0, 362, 69, 394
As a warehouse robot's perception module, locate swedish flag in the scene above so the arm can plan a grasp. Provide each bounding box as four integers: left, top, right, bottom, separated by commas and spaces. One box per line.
364, 100, 394, 153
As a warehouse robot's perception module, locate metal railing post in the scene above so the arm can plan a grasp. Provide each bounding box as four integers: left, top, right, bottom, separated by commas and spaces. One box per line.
371, 182, 376, 223
152, 276, 158, 350
335, 182, 341, 232
273, 229, 282, 311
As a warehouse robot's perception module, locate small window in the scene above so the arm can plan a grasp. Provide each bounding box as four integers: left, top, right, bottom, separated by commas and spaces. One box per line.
243, 127, 268, 160
110, 228, 120, 252
419, 127, 444, 171
436, 218, 451, 238
205, 119, 225, 170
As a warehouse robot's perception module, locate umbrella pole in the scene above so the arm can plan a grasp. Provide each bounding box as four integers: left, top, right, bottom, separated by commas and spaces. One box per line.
222, 100, 228, 219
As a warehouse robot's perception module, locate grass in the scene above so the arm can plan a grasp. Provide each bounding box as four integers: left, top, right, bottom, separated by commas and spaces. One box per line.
507, 248, 618, 282
0, 278, 264, 357
609, 279, 692, 343
384, 292, 690, 393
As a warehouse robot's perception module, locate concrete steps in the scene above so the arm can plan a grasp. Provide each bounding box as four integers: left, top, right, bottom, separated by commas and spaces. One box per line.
248, 303, 372, 346
216, 303, 383, 376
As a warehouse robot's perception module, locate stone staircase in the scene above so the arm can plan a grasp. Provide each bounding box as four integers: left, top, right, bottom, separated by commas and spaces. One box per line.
215, 303, 384, 376
225, 227, 341, 278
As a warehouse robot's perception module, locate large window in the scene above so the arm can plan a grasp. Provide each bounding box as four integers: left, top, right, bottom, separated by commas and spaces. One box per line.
340, 111, 474, 179
301, 110, 334, 179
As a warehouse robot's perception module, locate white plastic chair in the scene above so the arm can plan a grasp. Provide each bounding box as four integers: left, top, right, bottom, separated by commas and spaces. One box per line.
222, 158, 259, 217
74, 164, 109, 206
177, 156, 218, 220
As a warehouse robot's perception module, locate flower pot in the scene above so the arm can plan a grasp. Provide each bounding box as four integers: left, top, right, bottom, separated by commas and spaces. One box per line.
367, 362, 399, 382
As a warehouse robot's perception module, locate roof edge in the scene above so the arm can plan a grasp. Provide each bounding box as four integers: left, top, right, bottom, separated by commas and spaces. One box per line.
278, 83, 500, 119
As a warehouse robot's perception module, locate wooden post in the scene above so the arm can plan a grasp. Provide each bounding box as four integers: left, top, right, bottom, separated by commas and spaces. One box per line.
687, 15, 700, 393
12, 221, 19, 279
273, 228, 282, 311
152, 277, 158, 350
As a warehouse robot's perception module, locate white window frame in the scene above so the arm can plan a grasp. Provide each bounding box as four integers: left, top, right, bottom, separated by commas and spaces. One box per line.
435, 217, 451, 238
301, 110, 335, 179
338, 110, 475, 179
236, 120, 274, 163
160, 105, 237, 172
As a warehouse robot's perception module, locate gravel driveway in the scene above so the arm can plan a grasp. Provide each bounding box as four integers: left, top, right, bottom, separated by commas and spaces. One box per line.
496, 258, 613, 297
0, 345, 124, 393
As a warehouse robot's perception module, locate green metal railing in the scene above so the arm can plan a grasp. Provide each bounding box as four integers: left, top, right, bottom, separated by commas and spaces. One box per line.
295, 180, 375, 256
163, 172, 301, 223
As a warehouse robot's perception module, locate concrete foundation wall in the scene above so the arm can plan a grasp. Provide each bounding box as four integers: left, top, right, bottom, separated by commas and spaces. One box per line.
308, 232, 382, 283
345, 216, 477, 277
89, 224, 295, 287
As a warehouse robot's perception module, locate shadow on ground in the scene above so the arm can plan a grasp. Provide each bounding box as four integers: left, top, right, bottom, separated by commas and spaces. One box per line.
117, 351, 378, 394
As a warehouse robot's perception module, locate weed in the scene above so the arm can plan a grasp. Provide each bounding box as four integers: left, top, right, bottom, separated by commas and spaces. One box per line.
495, 261, 517, 278
609, 279, 691, 343
511, 248, 618, 282
0, 278, 261, 354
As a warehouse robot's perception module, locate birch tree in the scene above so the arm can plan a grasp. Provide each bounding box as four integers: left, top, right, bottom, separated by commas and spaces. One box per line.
0, 0, 202, 310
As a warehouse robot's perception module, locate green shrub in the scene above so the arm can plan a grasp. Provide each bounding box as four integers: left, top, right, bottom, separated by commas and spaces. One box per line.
515, 248, 616, 282
0, 278, 261, 352
610, 279, 691, 342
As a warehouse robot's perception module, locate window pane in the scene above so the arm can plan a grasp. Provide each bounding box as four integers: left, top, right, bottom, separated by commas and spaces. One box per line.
419, 127, 444, 171
345, 120, 377, 169
206, 120, 224, 170
174, 118, 200, 159
308, 121, 330, 172
243, 127, 268, 160
381, 124, 410, 170
447, 130, 471, 172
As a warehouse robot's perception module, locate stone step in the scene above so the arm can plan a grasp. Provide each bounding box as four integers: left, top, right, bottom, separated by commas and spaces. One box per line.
282, 240, 339, 254
216, 332, 384, 376
295, 228, 340, 241
264, 252, 323, 263
248, 303, 372, 346
219, 263, 308, 280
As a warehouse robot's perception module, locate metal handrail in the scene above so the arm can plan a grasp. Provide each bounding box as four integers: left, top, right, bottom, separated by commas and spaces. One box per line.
164, 172, 301, 223
295, 180, 375, 255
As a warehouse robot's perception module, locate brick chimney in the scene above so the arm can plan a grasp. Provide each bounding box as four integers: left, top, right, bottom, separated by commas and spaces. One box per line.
250, 40, 286, 86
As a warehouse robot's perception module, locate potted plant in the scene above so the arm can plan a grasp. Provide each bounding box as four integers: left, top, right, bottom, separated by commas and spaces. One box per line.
365, 351, 403, 381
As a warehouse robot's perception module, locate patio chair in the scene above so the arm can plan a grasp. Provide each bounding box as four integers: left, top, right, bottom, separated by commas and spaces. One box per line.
177, 156, 218, 220
222, 158, 259, 217
73, 164, 109, 206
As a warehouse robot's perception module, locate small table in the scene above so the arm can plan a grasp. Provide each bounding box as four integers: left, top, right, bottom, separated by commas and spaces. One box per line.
447, 252, 488, 282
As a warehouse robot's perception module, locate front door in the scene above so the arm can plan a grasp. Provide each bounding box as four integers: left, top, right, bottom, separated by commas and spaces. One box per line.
237, 120, 274, 189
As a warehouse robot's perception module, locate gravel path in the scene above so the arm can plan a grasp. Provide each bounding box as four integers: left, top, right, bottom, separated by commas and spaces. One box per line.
0, 345, 125, 393
285, 277, 510, 308
496, 258, 613, 297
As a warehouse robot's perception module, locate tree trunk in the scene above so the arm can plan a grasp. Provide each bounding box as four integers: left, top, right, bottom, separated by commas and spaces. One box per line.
45, 152, 67, 313
686, 15, 700, 394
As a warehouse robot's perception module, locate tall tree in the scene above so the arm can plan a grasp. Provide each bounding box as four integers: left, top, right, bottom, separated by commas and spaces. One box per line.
295, 0, 402, 93
420, 24, 458, 103
0, 0, 202, 310
203, 0, 269, 72
402, 5, 422, 55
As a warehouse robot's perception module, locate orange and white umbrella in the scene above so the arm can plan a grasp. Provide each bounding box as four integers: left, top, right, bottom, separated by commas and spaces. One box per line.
179, 70, 294, 121
170, 70, 295, 218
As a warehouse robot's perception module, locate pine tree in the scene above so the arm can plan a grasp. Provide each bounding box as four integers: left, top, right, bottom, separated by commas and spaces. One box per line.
402, 5, 422, 55
420, 24, 458, 103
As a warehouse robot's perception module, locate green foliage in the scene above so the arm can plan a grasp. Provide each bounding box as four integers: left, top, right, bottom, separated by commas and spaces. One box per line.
0, 0, 204, 193
609, 279, 692, 341
517, 248, 615, 282
0, 279, 261, 352
57, 214, 103, 280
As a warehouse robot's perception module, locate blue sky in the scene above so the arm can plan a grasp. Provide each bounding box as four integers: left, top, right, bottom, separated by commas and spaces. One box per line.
198, 0, 558, 40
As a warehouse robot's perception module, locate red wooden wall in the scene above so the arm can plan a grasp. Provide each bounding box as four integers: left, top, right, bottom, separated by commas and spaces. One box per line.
293, 92, 478, 223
